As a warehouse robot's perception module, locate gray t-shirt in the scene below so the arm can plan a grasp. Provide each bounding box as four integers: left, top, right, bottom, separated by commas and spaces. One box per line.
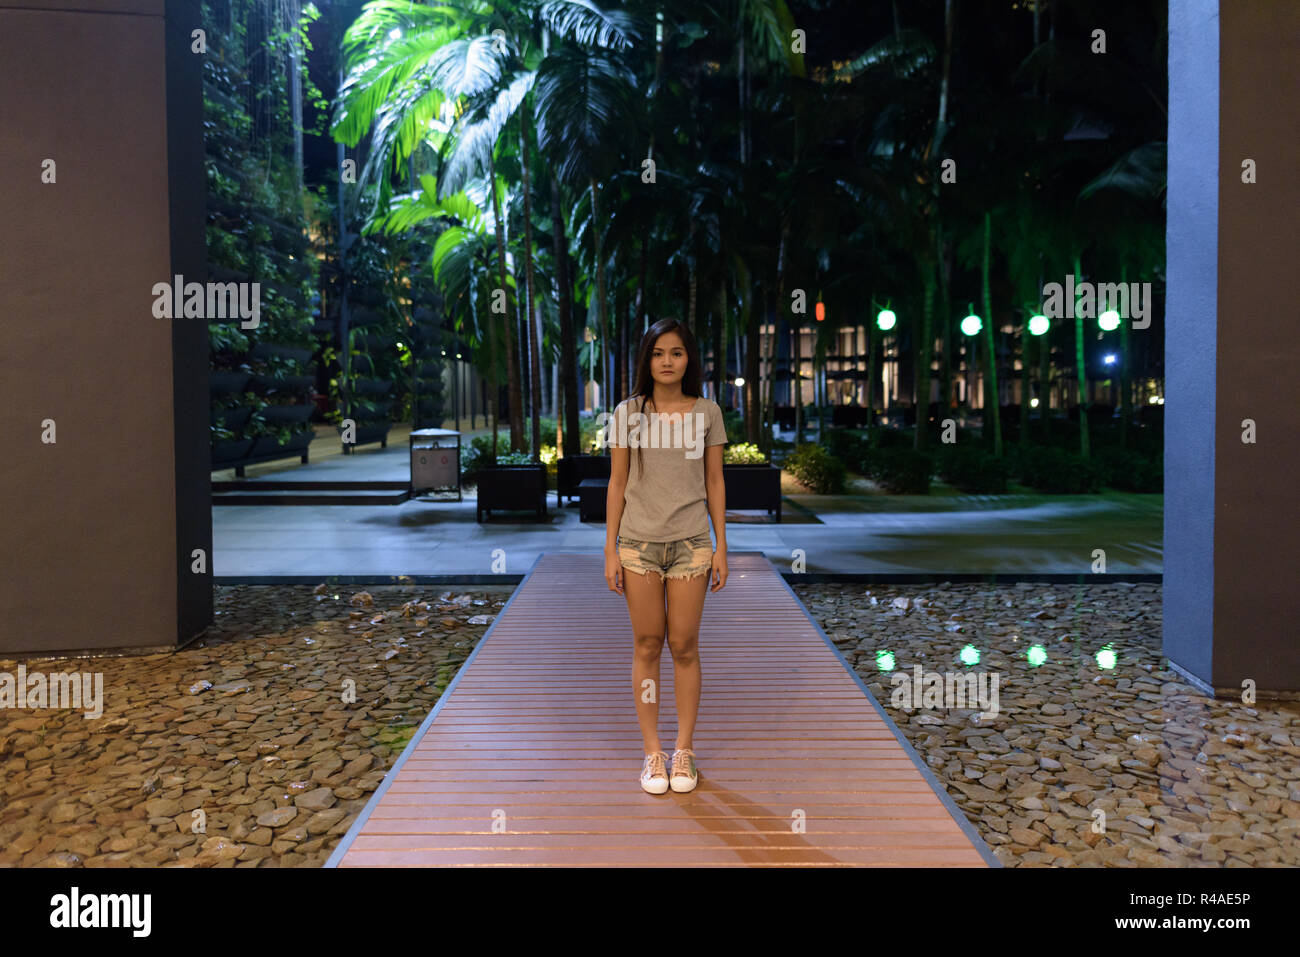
609, 395, 728, 542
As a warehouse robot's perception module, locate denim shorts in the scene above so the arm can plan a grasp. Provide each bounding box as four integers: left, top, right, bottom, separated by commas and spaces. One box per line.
616, 532, 713, 582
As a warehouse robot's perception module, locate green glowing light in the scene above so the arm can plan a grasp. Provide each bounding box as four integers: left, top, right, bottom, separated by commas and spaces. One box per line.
961, 314, 982, 337
1098, 310, 1121, 331
875, 649, 896, 671
876, 309, 897, 331
1096, 645, 1118, 670
959, 644, 980, 666
1027, 644, 1047, 667
1028, 314, 1049, 336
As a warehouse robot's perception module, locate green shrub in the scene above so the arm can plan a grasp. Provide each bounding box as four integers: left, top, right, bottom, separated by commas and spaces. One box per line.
724, 442, 768, 464
784, 442, 847, 494
874, 447, 933, 494
1016, 445, 1104, 493
821, 429, 872, 473
1098, 447, 1163, 492
935, 443, 1011, 493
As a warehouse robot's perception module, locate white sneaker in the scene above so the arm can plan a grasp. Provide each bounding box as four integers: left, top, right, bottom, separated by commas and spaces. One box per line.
670, 748, 699, 792
640, 751, 669, 794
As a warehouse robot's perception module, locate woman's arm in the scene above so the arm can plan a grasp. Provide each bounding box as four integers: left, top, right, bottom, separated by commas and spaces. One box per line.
606, 444, 629, 554
704, 443, 726, 553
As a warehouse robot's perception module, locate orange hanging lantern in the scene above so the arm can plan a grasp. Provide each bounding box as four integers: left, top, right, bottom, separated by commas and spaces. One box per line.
815, 300, 825, 322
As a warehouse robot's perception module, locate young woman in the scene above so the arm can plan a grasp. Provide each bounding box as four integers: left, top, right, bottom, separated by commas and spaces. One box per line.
603, 317, 729, 794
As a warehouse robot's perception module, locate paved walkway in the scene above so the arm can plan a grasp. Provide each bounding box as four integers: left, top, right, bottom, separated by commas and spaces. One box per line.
213, 429, 1162, 578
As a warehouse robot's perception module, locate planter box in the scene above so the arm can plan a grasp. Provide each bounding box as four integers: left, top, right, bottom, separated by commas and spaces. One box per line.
218, 407, 253, 431
341, 421, 391, 451
557, 453, 611, 508
252, 373, 314, 395
250, 342, 313, 366
352, 377, 392, 396
284, 429, 314, 452
347, 306, 384, 328
212, 438, 254, 465
348, 399, 392, 421
723, 463, 783, 521
210, 371, 251, 395
261, 403, 315, 425
476, 464, 548, 522
353, 332, 392, 353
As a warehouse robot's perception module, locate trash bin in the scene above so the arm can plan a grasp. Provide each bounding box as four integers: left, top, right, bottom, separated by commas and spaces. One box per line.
410, 428, 461, 500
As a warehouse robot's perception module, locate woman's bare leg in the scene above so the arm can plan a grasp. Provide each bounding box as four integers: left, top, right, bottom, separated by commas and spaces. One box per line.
665, 570, 709, 751
623, 567, 667, 754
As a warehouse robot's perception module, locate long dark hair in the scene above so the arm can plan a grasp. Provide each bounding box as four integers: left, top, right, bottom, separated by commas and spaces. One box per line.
626, 317, 705, 481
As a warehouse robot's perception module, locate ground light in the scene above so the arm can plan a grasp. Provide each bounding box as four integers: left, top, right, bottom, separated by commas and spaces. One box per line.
875, 650, 896, 671
959, 644, 980, 666
1104, 354, 1117, 365
1027, 644, 1048, 667
1028, 314, 1049, 336
1096, 644, 1118, 670
876, 308, 896, 331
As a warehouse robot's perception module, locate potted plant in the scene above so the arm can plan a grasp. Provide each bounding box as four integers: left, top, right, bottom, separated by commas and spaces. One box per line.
723, 442, 783, 521
476, 451, 548, 522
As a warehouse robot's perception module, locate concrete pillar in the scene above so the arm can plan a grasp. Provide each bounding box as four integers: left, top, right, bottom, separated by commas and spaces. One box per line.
0, 0, 211, 655
1165, 0, 1299, 695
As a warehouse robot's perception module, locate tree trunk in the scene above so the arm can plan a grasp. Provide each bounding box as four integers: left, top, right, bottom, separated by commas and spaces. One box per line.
551, 175, 579, 457
1119, 264, 1132, 449
916, 263, 934, 449
518, 111, 542, 461
938, 222, 954, 421
1019, 288, 1032, 445
745, 280, 760, 444
765, 217, 790, 454
981, 211, 1002, 455
487, 149, 522, 451
588, 176, 609, 414
713, 282, 725, 403
792, 307, 803, 443
1073, 254, 1090, 459
1040, 302, 1052, 442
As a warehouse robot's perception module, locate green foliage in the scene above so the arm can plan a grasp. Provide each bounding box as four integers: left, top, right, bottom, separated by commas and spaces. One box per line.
724, 442, 768, 464
1097, 446, 1163, 492
1013, 445, 1104, 493
873, 447, 934, 494
821, 429, 872, 473
784, 442, 846, 494
934, 443, 1011, 493
495, 452, 537, 465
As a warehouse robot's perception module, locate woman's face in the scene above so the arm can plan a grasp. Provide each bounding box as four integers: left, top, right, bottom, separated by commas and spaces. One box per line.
651, 331, 688, 386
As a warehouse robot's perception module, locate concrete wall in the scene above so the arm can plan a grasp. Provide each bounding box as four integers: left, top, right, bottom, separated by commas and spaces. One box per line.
1166, 0, 1300, 693
0, 0, 212, 656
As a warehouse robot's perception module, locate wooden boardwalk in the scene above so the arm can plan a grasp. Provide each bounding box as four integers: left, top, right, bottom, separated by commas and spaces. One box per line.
327, 552, 997, 867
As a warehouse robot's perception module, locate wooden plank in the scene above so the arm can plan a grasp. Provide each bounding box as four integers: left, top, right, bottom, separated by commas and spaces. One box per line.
328, 552, 996, 867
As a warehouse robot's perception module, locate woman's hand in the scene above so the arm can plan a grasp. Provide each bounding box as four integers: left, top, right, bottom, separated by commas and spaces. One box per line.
709, 549, 728, 592
605, 550, 624, 594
